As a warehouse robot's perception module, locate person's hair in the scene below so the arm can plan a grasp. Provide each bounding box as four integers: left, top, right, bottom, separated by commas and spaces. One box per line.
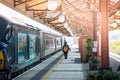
64, 42, 67, 45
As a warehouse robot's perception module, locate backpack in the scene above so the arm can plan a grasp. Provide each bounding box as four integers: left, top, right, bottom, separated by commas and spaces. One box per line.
63, 46, 68, 52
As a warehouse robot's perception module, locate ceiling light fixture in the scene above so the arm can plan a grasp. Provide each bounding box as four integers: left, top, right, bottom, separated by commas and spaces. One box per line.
58, 12, 65, 22
48, 0, 58, 10
47, 11, 54, 18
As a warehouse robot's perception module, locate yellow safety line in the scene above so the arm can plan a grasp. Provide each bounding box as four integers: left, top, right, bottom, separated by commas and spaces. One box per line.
41, 56, 64, 80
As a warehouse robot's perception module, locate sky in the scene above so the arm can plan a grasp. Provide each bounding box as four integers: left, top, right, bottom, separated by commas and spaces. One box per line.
109, 30, 120, 40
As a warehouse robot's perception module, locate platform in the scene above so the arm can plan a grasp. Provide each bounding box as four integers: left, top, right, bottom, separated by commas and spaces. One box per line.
12, 45, 89, 80
42, 46, 89, 80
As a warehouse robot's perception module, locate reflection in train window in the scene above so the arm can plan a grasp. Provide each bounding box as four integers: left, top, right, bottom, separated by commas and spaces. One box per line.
44, 34, 55, 51
18, 32, 27, 64
56, 37, 61, 49
29, 34, 36, 59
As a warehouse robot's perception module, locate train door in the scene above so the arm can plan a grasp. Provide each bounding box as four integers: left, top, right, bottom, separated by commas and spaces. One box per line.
39, 31, 45, 59
44, 32, 56, 56
17, 30, 27, 64
55, 36, 62, 50
27, 29, 40, 62
16, 26, 40, 66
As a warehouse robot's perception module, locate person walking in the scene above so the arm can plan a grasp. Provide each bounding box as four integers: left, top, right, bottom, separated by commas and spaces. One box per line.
62, 41, 71, 59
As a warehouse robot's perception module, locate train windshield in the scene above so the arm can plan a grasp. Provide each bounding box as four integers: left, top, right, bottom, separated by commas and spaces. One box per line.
0, 42, 7, 50
0, 16, 9, 43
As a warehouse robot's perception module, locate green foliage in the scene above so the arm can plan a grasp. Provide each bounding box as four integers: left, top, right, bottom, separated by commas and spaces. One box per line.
86, 70, 120, 80
102, 71, 113, 79
112, 72, 120, 80
109, 40, 120, 55
86, 45, 92, 53
86, 37, 92, 62
89, 56, 100, 65
117, 26, 120, 30
86, 37, 92, 44
86, 71, 98, 80
89, 57, 100, 70
86, 53, 91, 62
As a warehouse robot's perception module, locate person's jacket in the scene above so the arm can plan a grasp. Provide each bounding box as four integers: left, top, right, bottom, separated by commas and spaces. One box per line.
62, 44, 70, 53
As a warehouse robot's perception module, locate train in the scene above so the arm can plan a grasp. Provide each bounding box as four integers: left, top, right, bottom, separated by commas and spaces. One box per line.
0, 15, 62, 80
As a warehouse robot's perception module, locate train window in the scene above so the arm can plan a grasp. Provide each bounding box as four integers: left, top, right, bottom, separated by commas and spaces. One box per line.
44, 33, 55, 53
56, 37, 61, 48
29, 34, 36, 59
45, 37, 54, 50
18, 32, 27, 63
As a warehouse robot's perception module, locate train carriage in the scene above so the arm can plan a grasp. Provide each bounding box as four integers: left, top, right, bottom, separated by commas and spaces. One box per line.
0, 16, 62, 80
39, 30, 62, 59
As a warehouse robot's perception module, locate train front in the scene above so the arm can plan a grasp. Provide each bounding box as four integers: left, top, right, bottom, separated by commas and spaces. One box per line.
0, 16, 13, 80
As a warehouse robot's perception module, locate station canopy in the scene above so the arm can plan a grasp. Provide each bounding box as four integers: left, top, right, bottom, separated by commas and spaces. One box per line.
0, 0, 120, 36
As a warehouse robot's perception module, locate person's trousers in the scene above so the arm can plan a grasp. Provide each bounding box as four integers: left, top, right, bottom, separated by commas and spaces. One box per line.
64, 52, 68, 59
